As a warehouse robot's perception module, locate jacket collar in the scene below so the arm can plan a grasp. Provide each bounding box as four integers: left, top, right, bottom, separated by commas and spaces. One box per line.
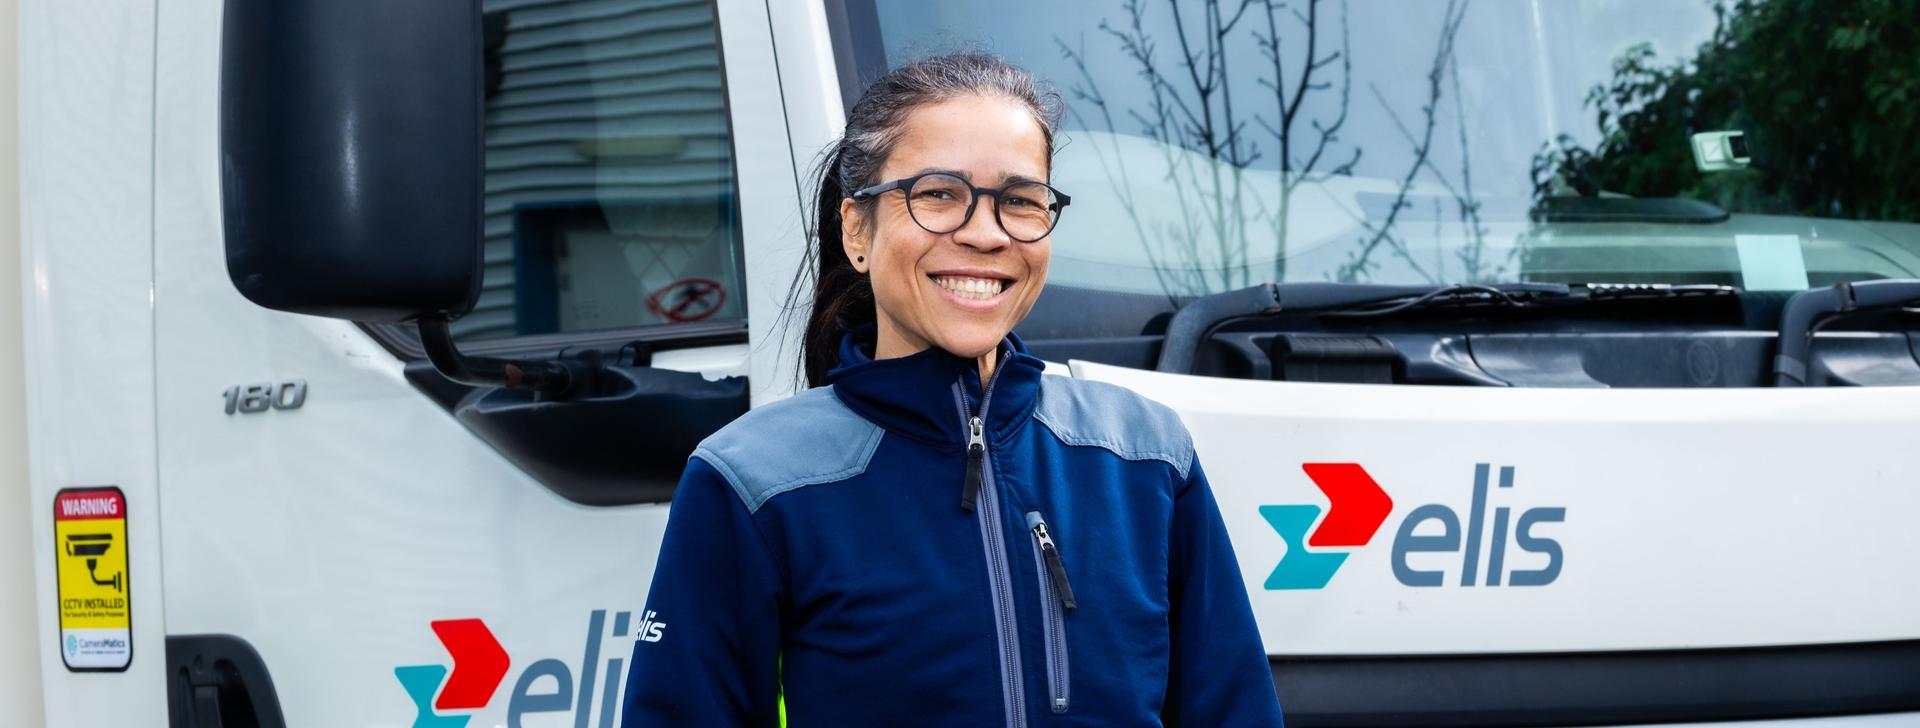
826, 324, 1045, 448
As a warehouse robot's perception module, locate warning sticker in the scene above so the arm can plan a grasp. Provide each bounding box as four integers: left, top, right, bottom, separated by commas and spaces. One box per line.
54, 487, 132, 671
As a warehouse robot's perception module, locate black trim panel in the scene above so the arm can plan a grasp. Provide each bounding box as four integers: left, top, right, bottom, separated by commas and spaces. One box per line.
358, 319, 748, 363
1272, 641, 1920, 726
167, 634, 286, 728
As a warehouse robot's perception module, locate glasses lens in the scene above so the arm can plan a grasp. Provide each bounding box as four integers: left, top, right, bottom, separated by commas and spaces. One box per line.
906, 174, 972, 233
998, 182, 1059, 241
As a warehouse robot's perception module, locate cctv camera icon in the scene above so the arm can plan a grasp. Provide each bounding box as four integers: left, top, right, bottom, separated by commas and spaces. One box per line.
64, 534, 124, 593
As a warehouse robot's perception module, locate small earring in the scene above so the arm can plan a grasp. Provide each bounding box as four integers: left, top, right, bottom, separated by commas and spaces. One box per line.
856, 256, 864, 263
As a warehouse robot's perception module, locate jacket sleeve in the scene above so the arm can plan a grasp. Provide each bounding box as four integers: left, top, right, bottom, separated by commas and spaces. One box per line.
1163, 456, 1287, 727
622, 455, 784, 727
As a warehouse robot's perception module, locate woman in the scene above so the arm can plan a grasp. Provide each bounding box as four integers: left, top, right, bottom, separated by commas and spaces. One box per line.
622, 52, 1284, 727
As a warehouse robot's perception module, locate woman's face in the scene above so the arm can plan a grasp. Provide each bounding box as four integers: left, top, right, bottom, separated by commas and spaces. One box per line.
841, 95, 1052, 361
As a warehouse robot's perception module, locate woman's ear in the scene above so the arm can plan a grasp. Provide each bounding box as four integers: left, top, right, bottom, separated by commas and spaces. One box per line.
839, 197, 870, 273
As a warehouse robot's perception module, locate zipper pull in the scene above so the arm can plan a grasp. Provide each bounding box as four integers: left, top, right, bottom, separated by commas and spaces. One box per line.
961, 416, 984, 512
1027, 513, 1078, 610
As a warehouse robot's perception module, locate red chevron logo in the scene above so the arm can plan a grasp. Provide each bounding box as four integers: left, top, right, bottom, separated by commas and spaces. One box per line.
430, 618, 511, 711
1301, 463, 1393, 547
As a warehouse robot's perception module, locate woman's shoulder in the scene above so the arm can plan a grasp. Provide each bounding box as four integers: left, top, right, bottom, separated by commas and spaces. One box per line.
690, 386, 885, 512
1031, 373, 1194, 479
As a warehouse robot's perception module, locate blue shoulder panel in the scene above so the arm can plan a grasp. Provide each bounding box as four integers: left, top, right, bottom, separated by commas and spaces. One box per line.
692, 386, 884, 513
1031, 374, 1194, 479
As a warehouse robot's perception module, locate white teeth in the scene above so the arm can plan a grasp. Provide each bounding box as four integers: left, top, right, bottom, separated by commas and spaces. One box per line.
932, 275, 1007, 301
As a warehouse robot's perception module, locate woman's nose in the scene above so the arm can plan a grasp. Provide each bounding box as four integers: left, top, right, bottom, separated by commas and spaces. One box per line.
950, 195, 1012, 252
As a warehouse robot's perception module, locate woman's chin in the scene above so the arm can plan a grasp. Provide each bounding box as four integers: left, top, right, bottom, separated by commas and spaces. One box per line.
933, 328, 1013, 360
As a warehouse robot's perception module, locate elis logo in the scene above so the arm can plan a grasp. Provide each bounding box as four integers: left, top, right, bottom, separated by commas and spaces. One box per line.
1263, 463, 1566, 590
1390, 463, 1565, 588
393, 620, 510, 728
1260, 463, 1394, 590
637, 611, 666, 643
394, 610, 641, 728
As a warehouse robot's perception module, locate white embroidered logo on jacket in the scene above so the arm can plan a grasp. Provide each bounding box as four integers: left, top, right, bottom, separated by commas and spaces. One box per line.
637, 610, 667, 643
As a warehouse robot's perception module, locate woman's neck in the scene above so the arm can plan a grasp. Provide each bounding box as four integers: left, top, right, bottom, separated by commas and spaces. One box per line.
872, 322, 1000, 388
975, 348, 998, 388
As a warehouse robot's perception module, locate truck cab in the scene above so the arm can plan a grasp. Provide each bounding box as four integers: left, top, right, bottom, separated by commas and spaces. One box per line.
15, 0, 1920, 725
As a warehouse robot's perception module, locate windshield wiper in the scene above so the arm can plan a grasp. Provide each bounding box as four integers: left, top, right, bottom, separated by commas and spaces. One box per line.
1154, 282, 1741, 374
1530, 196, 1729, 224
1317, 282, 1738, 318
1773, 279, 1920, 386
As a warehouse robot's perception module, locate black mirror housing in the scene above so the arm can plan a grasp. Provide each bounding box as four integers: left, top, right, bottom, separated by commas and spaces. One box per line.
220, 0, 483, 323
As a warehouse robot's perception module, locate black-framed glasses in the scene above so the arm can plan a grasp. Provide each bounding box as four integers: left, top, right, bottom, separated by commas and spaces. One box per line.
851, 172, 1071, 243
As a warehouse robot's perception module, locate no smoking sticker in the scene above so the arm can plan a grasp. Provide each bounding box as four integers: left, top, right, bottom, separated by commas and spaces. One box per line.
645, 278, 726, 323
54, 487, 132, 671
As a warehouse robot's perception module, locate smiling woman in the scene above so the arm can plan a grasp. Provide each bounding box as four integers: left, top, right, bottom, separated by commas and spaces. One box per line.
795, 56, 1067, 388
840, 94, 1060, 379
621, 52, 1286, 727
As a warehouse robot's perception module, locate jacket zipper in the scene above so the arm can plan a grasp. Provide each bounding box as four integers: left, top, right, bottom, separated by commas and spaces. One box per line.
1025, 511, 1074, 713
955, 362, 1025, 727
962, 417, 985, 511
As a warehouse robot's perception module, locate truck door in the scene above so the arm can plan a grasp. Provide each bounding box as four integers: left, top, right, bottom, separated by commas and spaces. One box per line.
147, 0, 807, 725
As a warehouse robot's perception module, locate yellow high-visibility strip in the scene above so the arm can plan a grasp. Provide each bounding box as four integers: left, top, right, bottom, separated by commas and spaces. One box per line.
777, 653, 788, 727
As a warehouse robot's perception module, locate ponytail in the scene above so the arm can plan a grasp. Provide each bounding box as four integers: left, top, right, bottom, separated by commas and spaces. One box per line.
795, 147, 875, 387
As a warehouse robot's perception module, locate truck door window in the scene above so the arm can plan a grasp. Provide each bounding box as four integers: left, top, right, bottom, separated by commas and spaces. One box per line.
455, 0, 745, 344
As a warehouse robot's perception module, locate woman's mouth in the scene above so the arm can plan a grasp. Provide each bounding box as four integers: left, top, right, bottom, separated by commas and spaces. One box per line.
930, 274, 1009, 302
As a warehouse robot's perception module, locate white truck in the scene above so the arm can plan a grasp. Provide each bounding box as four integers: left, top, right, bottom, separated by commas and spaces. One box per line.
11, 0, 1920, 725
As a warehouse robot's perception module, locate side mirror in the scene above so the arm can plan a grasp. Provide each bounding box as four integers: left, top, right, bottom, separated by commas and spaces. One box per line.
219, 0, 751, 505
220, 0, 482, 322
221, 0, 568, 393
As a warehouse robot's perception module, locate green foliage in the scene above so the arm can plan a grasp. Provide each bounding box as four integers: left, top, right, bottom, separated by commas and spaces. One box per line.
1538, 0, 1920, 222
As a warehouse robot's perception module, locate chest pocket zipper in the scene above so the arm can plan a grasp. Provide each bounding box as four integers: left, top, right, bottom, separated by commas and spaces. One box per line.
1025, 511, 1074, 714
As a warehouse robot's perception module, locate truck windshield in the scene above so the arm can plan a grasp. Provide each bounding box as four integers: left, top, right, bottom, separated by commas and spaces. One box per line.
827, 0, 1920, 333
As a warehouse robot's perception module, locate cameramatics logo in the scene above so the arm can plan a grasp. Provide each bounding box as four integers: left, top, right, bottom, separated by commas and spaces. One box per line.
1263, 463, 1565, 589
395, 610, 637, 728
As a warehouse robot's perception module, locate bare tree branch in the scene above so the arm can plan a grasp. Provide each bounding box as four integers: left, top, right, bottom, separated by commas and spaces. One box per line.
1447, 50, 1501, 281
1282, 0, 1328, 152
1368, 84, 1463, 196
1165, 0, 1221, 157
1295, 0, 1352, 182
1057, 35, 1193, 302
1101, 10, 1208, 147
1221, 0, 1259, 34
1338, 0, 1470, 282
1060, 0, 1472, 295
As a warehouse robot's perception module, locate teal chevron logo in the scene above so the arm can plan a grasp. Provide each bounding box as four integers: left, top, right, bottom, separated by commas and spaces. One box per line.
395, 664, 469, 728
1263, 464, 1394, 590
1261, 505, 1351, 589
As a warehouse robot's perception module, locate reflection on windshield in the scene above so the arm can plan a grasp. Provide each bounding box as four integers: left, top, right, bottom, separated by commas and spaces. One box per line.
1533, 0, 1919, 223
832, 0, 1920, 304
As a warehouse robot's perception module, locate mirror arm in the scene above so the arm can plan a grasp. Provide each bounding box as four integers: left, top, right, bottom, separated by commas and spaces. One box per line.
418, 314, 574, 395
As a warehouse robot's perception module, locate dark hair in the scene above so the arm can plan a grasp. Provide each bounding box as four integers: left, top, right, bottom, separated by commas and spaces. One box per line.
786, 52, 1064, 387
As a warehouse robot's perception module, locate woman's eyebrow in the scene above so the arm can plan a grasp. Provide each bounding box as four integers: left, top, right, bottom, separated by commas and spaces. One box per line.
903, 168, 1047, 186
905, 166, 967, 180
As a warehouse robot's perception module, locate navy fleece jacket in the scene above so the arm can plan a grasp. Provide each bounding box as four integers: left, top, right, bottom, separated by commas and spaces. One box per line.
622, 327, 1283, 726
